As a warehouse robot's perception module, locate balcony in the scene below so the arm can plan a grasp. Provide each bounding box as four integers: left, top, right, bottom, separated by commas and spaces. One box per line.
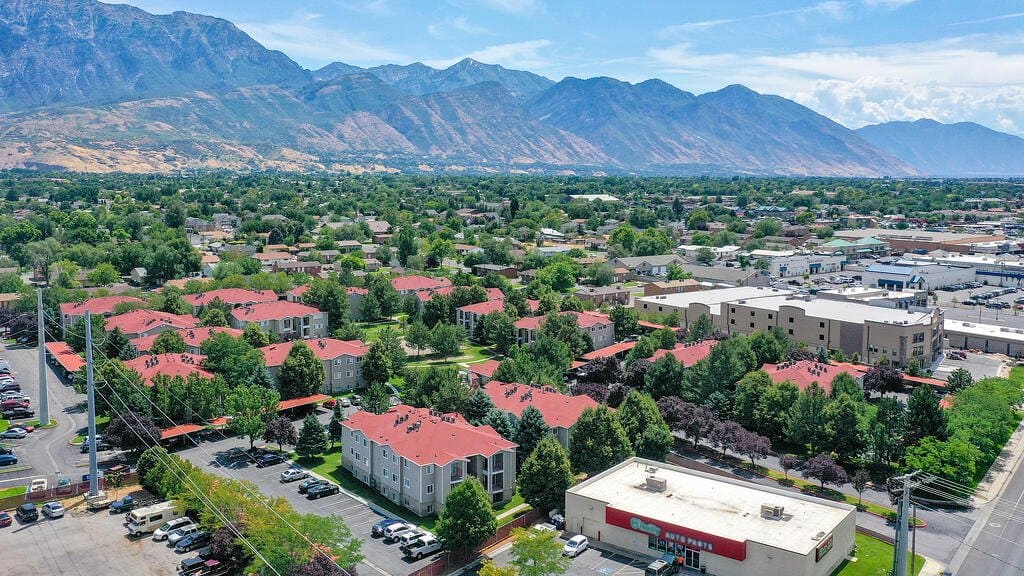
491, 473, 504, 492
490, 455, 504, 473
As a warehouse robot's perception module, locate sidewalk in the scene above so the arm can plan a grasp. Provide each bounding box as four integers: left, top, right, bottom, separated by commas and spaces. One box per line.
974, 418, 1024, 504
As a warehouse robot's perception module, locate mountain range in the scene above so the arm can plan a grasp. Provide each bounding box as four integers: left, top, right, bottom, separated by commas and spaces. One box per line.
0, 0, 1017, 176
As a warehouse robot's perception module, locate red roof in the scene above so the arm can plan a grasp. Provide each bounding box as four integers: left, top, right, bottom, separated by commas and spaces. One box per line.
347, 287, 368, 296
278, 393, 331, 411
184, 289, 278, 308
45, 341, 85, 372
254, 251, 292, 261
514, 311, 612, 332
484, 381, 598, 429
582, 340, 638, 361
288, 284, 310, 299
903, 374, 947, 390
468, 359, 501, 378
105, 309, 200, 336
344, 405, 516, 466
131, 326, 243, 353
415, 286, 503, 303
762, 360, 868, 393
650, 340, 718, 366
459, 299, 507, 316
124, 353, 214, 385
230, 301, 321, 322
390, 275, 453, 292
638, 320, 665, 330
60, 296, 145, 317
160, 423, 205, 440
260, 338, 369, 367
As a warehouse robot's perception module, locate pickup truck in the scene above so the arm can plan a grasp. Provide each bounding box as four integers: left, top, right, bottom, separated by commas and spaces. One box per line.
401, 535, 442, 560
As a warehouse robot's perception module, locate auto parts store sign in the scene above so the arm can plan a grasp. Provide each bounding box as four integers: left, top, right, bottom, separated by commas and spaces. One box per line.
605, 506, 747, 561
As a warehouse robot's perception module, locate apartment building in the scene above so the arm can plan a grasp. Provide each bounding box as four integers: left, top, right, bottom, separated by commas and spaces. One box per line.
287, 285, 366, 320
573, 285, 631, 307
457, 299, 507, 341
612, 254, 687, 278
124, 353, 214, 385
514, 311, 615, 349
183, 288, 278, 315
131, 326, 243, 355
60, 295, 146, 334
229, 301, 328, 339
104, 309, 201, 339
391, 275, 453, 296
483, 382, 598, 449
341, 405, 517, 516
260, 338, 369, 394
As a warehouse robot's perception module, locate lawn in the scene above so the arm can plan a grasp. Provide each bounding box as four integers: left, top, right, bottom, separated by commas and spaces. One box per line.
405, 343, 497, 368
71, 414, 110, 444
0, 419, 7, 433
360, 320, 403, 343
831, 533, 924, 576
0, 485, 26, 499
1009, 366, 1024, 389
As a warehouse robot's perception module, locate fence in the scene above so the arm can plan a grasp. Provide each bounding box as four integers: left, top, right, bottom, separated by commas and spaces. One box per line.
0, 472, 139, 511
409, 507, 543, 576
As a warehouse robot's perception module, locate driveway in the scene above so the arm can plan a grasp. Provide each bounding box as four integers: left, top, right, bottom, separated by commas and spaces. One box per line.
485, 536, 648, 576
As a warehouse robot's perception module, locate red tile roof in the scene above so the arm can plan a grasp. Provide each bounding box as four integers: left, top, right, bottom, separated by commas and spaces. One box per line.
468, 359, 501, 378
131, 326, 243, 353
288, 284, 310, 299
278, 393, 331, 411
348, 287, 368, 296
105, 309, 200, 336
459, 299, 506, 316
761, 360, 869, 393
650, 340, 718, 366
60, 296, 145, 317
484, 381, 598, 429
390, 275, 453, 292
514, 311, 613, 331
160, 423, 205, 440
903, 374, 947, 390
415, 286, 503, 303
344, 405, 516, 466
45, 341, 85, 373
260, 338, 369, 367
183, 289, 278, 308
638, 320, 665, 330
230, 301, 322, 322
125, 353, 214, 385
582, 340, 638, 361
254, 251, 293, 261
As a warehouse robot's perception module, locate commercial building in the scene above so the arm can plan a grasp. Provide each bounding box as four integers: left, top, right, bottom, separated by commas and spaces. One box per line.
341, 405, 517, 516
925, 254, 1024, 286
857, 262, 974, 290
643, 279, 702, 297
565, 458, 855, 576
748, 250, 845, 278
229, 301, 328, 339
260, 338, 369, 393
482, 381, 598, 449
833, 228, 1004, 255
818, 236, 890, 258
613, 255, 687, 278
945, 319, 1024, 357
817, 286, 927, 309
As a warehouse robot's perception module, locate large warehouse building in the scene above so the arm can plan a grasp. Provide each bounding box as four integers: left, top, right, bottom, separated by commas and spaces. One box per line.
565, 458, 856, 576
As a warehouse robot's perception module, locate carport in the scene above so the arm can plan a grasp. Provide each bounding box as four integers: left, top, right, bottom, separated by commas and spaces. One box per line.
277, 393, 331, 414
45, 341, 84, 380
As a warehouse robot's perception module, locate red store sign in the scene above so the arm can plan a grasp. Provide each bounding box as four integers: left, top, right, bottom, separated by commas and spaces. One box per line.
605, 506, 748, 561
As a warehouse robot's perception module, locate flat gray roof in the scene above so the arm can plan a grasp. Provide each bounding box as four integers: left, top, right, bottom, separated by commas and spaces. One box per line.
741, 295, 934, 325
636, 286, 793, 311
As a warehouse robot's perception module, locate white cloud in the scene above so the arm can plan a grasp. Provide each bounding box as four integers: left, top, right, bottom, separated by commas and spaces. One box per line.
426, 39, 553, 69
952, 12, 1024, 26
428, 16, 492, 38
236, 11, 405, 67
662, 1, 848, 36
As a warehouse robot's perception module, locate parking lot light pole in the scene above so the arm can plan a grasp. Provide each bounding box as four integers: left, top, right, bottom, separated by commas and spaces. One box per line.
36, 288, 48, 427
85, 311, 99, 497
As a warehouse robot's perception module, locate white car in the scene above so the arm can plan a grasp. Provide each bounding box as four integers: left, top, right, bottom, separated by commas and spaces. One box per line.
29, 478, 47, 492
167, 523, 201, 545
339, 398, 351, 408
153, 516, 193, 541
0, 392, 27, 401
0, 428, 27, 439
280, 468, 309, 483
563, 535, 588, 557
41, 501, 64, 518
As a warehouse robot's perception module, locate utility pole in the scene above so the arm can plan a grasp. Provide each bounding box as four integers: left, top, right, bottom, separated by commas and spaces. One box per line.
85, 311, 99, 497
36, 288, 48, 427
892, 471, 922, 576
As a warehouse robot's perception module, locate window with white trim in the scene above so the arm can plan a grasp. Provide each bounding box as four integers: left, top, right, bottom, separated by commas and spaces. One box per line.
426, 484, 434, 494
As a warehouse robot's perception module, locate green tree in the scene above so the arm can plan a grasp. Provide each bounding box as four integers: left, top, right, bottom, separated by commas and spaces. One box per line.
536, 260, 580, 293
946, 368, 973, 393
748, 331, 785, 365
66, 314, 107, 354
644, 355, 688, 400
151, 329, 187, 354
362, 382, 391, 415
105, 327, 136, 360
156, 287, 191, 315
785, 382, 829, 454
377, 326, 407, 372
406, 319, 432, 356
430, 322, 466, 362
200, 307, 228, 327
295, 414, 329, 458
395, 227, 419, 266
87, 262, 121, 286
362, 342, 393, 385
905, 385, 947, 445
695, 246, 716, 265
518, 435, 574, 513
228, 384, 280, 450
279, 340, 326, 399
829, 372, 863, 401
242, 323, 271, 348
616, 391, 673, 461
569, 406, 633, 476
515, 405, 551, 462
868, 397, 906, 468
201, 333, 266, 387
754, 381, 799, 441
609, 305, 639, 340
686, 314, 714, 342
905, 435, 982, 487
484, 408, 517, 441
103, 410, 161, 455
462, 389, 495, 425
431, 376, 470, 413
305, 279, 350, 332
328, 404, 346, 448
435, 477, 497, 551
483, 311, 517, 355
733, 370, 772, 429
539, 312, 592, 356
509, 526, 572, 576
824, 394, 865, 463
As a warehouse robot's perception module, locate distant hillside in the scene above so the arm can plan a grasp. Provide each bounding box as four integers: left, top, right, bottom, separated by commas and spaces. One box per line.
856, 119, 1024, 176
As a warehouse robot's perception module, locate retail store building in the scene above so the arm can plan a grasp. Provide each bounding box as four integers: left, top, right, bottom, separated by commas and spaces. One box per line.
565, 458, 856, 576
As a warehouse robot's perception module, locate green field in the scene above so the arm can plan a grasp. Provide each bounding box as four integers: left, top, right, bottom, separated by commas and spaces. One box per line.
0, 485, 26, 499
831, 533, 925, 576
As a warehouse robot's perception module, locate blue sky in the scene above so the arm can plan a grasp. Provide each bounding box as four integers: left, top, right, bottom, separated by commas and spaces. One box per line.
123, 1, 1024, 135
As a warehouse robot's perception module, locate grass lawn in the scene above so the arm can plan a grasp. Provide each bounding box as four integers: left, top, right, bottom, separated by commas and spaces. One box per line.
360, 320, 402, 343
405, 344, 497, 369
831, 533, 924, 576
0, 485, 26, 499
0, 419, 7, 433
1009, 366, 1024, 388
494, 491, 525, 516
299, 449, 438, 531
71, 414, 110, 444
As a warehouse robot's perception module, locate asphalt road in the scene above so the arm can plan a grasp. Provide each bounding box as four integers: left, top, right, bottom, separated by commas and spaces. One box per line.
953, 454, 1024, 575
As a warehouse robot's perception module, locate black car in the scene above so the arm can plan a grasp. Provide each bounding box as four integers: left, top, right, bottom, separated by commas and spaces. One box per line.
15, 502, 38, 522
371, 517, 396, 538
297, 478, 328, 494
80, 438, 112, 453
306, 483, 340, 500
3, 408, 33, 420
255, 453, 285, 468
175, 531, 212, 553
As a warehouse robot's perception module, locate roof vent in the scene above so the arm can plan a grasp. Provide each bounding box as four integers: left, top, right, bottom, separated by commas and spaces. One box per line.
761, 504, 785, 520
645, 475, 668, 492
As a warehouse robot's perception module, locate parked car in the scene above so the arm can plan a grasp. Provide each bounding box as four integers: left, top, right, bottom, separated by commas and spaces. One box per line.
1, 399, 29, 410
306, 483, 340, 500
175, 531, 212, 553
339, 397, 351, 408
0, 428, 27, 439
167, 524, 202, 545
29, 478, 47, 492
297, 478, 327, 494
15, 502, 38, 522
9, 423, 34, 433
397, 529, 427, 547
154, 517, 194, 541
351, 395, 362, 406
322, 398, 337, 409
280, 467, 309, 483
109, 495, 138, 513
0, 511, 11, 527
2, 407, 33, 419
563, 535, 588, 557
80, 436, 112, 453
0, 454, 19, 466
41, 501, 64, 519
255, 453, 285, 468
371, 517, 397, 537
383, 522, 414, 543
402, 535, 443, 560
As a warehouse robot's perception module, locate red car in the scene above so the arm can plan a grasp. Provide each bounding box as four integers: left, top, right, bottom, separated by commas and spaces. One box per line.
9, 423, 34, 433
0, 511, 11, 527
322, 398, 337, 409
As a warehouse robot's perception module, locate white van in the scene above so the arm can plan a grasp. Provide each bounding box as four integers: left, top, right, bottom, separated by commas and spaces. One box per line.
397, 529, 428, 547
153, 516, 193, 541
126, 501, 184, 536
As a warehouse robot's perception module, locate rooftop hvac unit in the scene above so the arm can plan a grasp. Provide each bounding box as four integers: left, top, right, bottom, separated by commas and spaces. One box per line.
646, 475, 668, 492
761, 504, 785, 519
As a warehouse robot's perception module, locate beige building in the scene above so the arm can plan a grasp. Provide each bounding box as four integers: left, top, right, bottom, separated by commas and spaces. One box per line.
565, 458, 855, 576
514, 311, 615, 349
341, 406, 517, 516
260, 338, 369, 394
229, 301, 328, 339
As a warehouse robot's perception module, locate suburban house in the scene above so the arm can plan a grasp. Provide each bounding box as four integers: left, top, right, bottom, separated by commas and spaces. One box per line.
131, 326, 243, 355
124, 353, 215, 385
514, 311, 615, 349
229, 301, 328, 339
104, 309, 201, 339
472, 264, 518, 279
612, 255, 687, 278
260, 338, 370, 394
253, 251, 295, 269
391, 275, 453, 295
573, 285, 630, 307
183, 288, 278, 315
457, 299, 507, 340
60, 295, 146, 334
273, 261, 324, 275
482, 381, 599, 449
341, 405, 518, 515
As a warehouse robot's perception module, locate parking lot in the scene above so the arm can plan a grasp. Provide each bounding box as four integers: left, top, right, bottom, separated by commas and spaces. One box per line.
933, 349, 1007, 381
484, 539, 646, 576
177, 439, 437, 576
936, 284, 1024, 328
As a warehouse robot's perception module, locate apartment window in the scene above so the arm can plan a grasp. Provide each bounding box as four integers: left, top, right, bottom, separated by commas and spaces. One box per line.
425, 465, 434, 475
426, 484, 434, 494
730, 319, 735, 325
768, 313, 773, 320
819, 321, 825, 328
819, 334, 825, 341
382, 468, 389, 478
788, 329, 794, 335
347, 357, 354, 364
731, 307, 736, 313
789, 317, 794, 323
351, 431, 357, 439
346, 371, 352, 378
404, 479, 411, 488
658, 306, 663, 312
392, 454, 397, 464
750, 322, 755, 328
402, 457, 408, 468
382, 448, 388, 459
362, 438, 367, 447
750, 311, 755, 317
392, 473, 398, 483
882, 348, 888, 355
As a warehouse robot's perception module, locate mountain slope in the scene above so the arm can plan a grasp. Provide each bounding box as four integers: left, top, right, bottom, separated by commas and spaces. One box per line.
364, 59, 553, 98
856, 119, 1024, 176
0, 0, 309, 111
